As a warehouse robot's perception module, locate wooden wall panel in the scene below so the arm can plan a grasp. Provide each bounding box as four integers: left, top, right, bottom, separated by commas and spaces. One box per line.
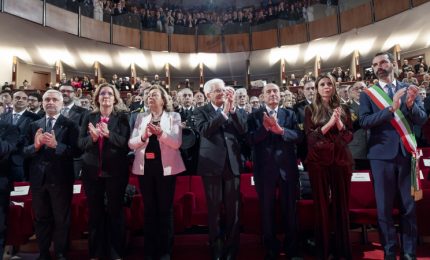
279, 23, 307, 45
141, 31, 168, 51
113, 25, 140, 48
413, 0, 430, 6
197, 35, 222, 53
81, 16, 110, 43
374, 0, 409, 21
171, 34, 196, 53
46, 4, 78, 35
224, 33, 250, 52
308, 15, 337, 41
252, 29, 277, 50
340, 3, 372, 33
4, 0, 43, 24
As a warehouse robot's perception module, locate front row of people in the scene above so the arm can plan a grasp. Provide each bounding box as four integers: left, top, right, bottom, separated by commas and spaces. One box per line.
0, 52, 426, 260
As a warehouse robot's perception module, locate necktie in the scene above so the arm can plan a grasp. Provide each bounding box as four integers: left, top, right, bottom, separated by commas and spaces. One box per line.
216, 107, 222, 114
6, 107, 12, 113
61, 107, 70, 117
269, 110, 276, 117
12, 114, 20, 125
46, 117, 54, 132
386, 84, 394, 100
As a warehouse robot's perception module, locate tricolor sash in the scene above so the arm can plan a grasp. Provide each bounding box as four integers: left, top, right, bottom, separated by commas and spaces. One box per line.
364, 84, 422, 200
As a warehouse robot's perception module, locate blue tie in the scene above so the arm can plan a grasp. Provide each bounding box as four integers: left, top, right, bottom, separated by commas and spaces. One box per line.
386, 84, 394, 100
46, 117, 54, 132
216, 108, 222, 114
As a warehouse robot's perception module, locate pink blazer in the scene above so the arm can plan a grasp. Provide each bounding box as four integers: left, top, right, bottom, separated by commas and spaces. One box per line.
128, 111, 185, 176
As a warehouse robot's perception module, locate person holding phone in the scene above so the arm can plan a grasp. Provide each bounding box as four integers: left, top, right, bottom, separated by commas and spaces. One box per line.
129, 85, 185, 260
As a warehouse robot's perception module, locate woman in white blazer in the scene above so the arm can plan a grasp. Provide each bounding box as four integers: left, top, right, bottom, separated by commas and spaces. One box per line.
129, 85, 185, 260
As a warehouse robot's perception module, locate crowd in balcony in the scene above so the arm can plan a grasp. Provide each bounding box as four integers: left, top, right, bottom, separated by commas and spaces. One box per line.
87, 0, 331, 30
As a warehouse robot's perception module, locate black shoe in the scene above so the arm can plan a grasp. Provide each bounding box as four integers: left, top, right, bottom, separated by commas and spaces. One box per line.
402, 254, 416, 260
211, 239, 224, 260
56, 253, 67, 260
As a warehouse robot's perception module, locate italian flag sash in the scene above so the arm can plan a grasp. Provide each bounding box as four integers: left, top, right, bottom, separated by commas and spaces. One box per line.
364, 85, 423, 201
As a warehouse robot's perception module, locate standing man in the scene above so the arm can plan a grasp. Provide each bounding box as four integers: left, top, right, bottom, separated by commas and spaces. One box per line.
0, 91, 40, 181
359, 52, 427, 260
28, 92, 45, 117
0, 120, 19, 258
59, 85, 89, 179
293, 81, 315, 166
178, 88, 195, 127
247, 83, 301, 260
24, 89, 80, 260
194, 78, 246, 260
347, 82, 369, 170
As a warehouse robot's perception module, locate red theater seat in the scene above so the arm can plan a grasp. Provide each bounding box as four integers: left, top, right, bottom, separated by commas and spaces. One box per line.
188, 176, 208, 226
240, 173, 261, 234
7, 182, 33, 246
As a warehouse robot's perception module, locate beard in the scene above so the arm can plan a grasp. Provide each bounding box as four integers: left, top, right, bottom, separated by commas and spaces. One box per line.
376, 68, 390, 78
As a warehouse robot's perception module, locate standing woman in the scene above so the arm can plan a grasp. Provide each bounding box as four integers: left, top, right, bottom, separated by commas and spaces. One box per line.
78, 83, 130, 260
304, 74, 354, 260
129, 85, 185, 260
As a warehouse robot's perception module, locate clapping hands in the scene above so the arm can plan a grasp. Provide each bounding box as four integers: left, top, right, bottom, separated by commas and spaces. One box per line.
34, 128, 58, 150
263, 112, 284, 135
88, 121, 110, 142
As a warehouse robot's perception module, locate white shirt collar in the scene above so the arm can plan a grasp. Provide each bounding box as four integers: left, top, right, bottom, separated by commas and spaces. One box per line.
265, 105, 279, 114
12, 109, 25, 116
379, 79, 397, 89
46, 113, 60, 120
65, 103, 74, 110
211, 103, 222, 111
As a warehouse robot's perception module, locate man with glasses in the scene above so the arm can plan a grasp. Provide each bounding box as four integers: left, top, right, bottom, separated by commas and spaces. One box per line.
59, 85, 89, 179
249, 96, 260, 112
24, 89, 80, 260
28, 92, 45, 117
0, 91, 40, 181
194, 78, 246, 260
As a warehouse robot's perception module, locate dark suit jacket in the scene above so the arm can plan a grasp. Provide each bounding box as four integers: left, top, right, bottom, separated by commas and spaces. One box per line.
78, 112, 130, 180
194, 103, 246, 176
0, 121, 19, 179
68, 104, 90, 128
359, 81, 427, 160
23, 115, 80, 187
36, 109, 46, 118
347, 100, 367, 160
247, 107, 301, 180
0, 111, 41, 166
293, 99, 311, 163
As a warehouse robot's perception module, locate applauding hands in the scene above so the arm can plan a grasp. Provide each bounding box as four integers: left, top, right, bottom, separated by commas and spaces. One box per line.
88, 121, 110, 142
263, 112, 284, 135
34, 128, 58, 150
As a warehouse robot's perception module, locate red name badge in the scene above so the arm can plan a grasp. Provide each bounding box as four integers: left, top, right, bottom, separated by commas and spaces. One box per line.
146, 152, 155, 159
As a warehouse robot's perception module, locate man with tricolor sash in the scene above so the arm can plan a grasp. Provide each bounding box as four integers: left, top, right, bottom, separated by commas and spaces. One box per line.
359, 52, 427, 260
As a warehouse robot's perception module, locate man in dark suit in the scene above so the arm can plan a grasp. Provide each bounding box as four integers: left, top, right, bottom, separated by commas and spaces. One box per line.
194, 78, 246, 260
359, 52, 427, 260
24, 89, 80, 260
347, 82, 369, 170
0, 120, 19, 258
293, 81, 315, 167
28, 92, 45, 117
247, 83, 301, 259
59, 85, 89, 179
0, 91, 40, 181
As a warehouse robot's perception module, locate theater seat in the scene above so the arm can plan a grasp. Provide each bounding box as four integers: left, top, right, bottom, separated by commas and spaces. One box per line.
7, 182, 33, 246
188, 176, 208, 227
240, 173, 261, 234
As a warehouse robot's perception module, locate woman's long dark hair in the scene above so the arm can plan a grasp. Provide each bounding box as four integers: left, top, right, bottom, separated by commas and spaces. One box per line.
310, 74, 345, 125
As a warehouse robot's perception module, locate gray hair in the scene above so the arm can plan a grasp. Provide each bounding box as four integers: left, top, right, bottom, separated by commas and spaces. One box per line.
235, 88, 247, 96
203, 78, 225, 96
262, 83, 279, 93
43, 89, 63, 103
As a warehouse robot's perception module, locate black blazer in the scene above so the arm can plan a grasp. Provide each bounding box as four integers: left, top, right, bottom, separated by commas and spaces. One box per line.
23, 115, 80, 187
68, 104, 90, 128
0, 121, 19, 179
194, 103, 246, 176
78, 112, 130, 180
0, 110, 41, 165
247, 107, 301, 180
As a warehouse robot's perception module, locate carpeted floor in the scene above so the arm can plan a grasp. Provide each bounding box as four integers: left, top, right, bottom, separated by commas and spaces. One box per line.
8, 230, 430, 259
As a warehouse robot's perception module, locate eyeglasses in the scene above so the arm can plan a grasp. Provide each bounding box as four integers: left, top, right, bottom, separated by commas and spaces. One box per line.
60, 89, 74, 94
99, 92, 114, 97
28, 98, 39, 102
